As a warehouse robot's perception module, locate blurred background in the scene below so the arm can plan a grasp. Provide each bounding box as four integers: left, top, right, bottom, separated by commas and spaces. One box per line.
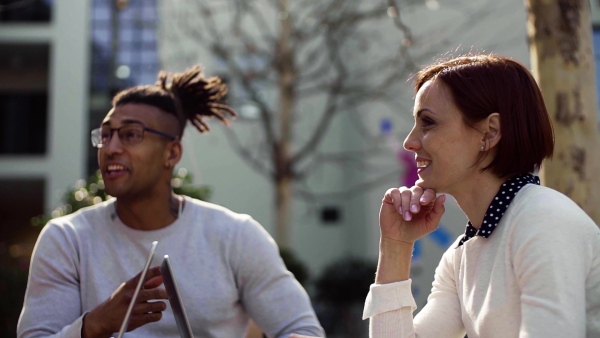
1, 0, 600, 337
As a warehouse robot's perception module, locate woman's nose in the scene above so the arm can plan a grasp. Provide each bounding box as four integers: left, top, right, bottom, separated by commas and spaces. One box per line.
403, 126, 420, 152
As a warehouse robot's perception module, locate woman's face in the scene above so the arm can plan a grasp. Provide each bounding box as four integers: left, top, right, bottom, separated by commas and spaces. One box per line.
403, 79, 485, 195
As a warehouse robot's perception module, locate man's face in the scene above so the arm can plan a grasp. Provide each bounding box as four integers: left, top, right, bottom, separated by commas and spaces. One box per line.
97, 103, 179, 199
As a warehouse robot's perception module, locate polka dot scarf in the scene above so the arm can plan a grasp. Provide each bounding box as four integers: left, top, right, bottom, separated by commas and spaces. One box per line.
456, 173, 540, 248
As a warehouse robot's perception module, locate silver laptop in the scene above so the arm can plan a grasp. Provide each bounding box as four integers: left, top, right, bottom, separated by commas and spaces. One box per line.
115, 240, 158, 338
160, 255, 195, 338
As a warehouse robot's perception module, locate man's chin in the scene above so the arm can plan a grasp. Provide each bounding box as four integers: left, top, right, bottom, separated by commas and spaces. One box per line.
103, 186, 124, 198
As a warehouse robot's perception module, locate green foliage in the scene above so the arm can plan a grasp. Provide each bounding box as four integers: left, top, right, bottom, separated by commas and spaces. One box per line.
279, 248, 309, 286
314, 257, 376, 305
311, 257, 376, 336
31, 168, 211, 226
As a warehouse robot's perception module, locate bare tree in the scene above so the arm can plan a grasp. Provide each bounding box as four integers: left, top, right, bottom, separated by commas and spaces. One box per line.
525, 0, 600, 224
160, 0, 507, 248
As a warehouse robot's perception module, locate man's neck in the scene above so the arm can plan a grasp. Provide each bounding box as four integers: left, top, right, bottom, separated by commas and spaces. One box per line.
114, 193, 181, 230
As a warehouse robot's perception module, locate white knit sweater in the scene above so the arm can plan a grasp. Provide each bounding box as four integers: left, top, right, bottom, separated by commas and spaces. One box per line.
363, 184, 600, 338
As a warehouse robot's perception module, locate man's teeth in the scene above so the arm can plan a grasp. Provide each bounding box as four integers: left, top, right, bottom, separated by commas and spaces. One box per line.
107, 165, 125, 172
416, 160, 430, 168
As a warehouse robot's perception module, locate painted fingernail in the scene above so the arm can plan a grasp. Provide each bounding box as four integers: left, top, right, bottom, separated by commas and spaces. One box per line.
420, 196, 427, 203
410, 204, 418, 213
398, 206, 403, 214
404, 211, 412, 221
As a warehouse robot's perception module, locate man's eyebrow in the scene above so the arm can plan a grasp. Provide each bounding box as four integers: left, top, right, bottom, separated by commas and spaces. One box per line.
101, 119, 144, 127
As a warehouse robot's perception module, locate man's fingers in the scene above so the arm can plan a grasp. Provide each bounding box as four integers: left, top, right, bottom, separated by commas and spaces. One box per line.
144, 275, 164, 289
144, 266, 162, 281
127, 311, 163, 331
137, 288, 168, 302
133, 300, 167, 314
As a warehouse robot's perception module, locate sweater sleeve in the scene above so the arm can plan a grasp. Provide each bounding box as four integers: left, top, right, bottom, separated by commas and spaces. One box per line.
363, 245, 465, 338
17, 222, 85, 338
510, 194, 594, 338
231, 218, 324, 338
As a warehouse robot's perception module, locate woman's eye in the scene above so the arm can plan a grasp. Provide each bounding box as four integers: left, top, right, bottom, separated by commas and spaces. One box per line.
421, 117, 435, 127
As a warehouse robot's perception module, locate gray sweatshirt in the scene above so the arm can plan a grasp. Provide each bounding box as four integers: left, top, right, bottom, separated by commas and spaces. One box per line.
18, 196, 324, 338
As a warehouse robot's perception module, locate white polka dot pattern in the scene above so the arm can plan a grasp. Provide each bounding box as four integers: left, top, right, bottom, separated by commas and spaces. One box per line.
456, 173, 540, 247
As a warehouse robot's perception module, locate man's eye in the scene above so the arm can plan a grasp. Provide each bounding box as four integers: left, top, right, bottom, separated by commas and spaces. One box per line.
123, 130, 143, 140
100, 131, 111, 141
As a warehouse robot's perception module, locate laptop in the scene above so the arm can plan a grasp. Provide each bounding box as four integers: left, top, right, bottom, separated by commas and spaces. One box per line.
115, 240, 158, 338
160, 255, 195, 338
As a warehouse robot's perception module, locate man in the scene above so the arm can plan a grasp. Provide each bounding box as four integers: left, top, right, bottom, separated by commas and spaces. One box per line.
17, 66, 324, 338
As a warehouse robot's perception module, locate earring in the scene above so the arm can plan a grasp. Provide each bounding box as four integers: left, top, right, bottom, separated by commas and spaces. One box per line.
480, 146, 484, 151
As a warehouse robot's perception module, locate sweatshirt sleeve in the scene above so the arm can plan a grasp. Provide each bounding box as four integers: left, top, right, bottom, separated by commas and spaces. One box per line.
363, 245, 465, 338
17, 222, 84, 338
230, 217, 325, 338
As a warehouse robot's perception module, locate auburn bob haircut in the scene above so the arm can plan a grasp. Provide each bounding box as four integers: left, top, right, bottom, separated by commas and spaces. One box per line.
415, 54, 554, 177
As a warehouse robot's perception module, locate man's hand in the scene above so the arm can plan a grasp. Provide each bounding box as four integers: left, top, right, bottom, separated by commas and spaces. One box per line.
82, 266, 168, 338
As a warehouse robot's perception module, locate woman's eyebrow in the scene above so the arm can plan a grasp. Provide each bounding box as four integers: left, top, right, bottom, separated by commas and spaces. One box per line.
414, 108, 436, 118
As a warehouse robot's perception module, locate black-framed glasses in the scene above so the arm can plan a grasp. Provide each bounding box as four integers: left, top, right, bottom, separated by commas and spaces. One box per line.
91, 124, 178, 148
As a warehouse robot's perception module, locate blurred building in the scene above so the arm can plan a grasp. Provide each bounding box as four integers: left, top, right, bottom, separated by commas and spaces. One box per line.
0, 0, 89, 272
0, 0, 160, 264
0, 0, 89, 335
0, 0, 158, 335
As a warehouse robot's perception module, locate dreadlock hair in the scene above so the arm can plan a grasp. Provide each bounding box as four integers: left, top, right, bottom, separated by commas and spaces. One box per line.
111, 65, 237, 137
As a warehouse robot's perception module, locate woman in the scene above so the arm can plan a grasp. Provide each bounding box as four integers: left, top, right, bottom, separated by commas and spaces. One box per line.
362, 54, 600, 337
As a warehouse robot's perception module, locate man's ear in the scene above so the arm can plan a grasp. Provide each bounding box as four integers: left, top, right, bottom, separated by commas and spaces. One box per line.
481, 113, 501, 150
164, 140, 183, 169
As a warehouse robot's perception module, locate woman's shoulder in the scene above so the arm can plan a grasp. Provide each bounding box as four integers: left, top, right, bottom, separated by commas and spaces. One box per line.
513, 184, 586, 216
507, 184, 599, 240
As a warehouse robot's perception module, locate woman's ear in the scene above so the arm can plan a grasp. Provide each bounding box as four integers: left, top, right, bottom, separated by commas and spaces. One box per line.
482, 113, 501, 150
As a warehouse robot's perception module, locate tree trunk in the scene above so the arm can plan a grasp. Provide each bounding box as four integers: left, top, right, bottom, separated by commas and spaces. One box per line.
274, 0, 295, 248
275, 175, 293, 250
525, 0, 600, 224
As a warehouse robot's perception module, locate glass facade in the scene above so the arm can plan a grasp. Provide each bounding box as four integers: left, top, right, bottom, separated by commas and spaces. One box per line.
88, 0, 159, 174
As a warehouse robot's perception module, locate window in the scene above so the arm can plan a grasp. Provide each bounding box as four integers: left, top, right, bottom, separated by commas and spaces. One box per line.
0, 0, 52, 22
0, 43, 49, 155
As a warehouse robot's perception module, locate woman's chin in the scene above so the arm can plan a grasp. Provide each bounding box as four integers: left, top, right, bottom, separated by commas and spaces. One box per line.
415, 179, 428, 189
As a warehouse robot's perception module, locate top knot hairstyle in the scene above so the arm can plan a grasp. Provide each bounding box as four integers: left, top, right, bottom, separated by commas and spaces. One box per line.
112, 65, 237, 137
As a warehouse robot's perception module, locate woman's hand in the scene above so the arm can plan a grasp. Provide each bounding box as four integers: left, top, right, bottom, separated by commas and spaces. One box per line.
379, 186, 446, 244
